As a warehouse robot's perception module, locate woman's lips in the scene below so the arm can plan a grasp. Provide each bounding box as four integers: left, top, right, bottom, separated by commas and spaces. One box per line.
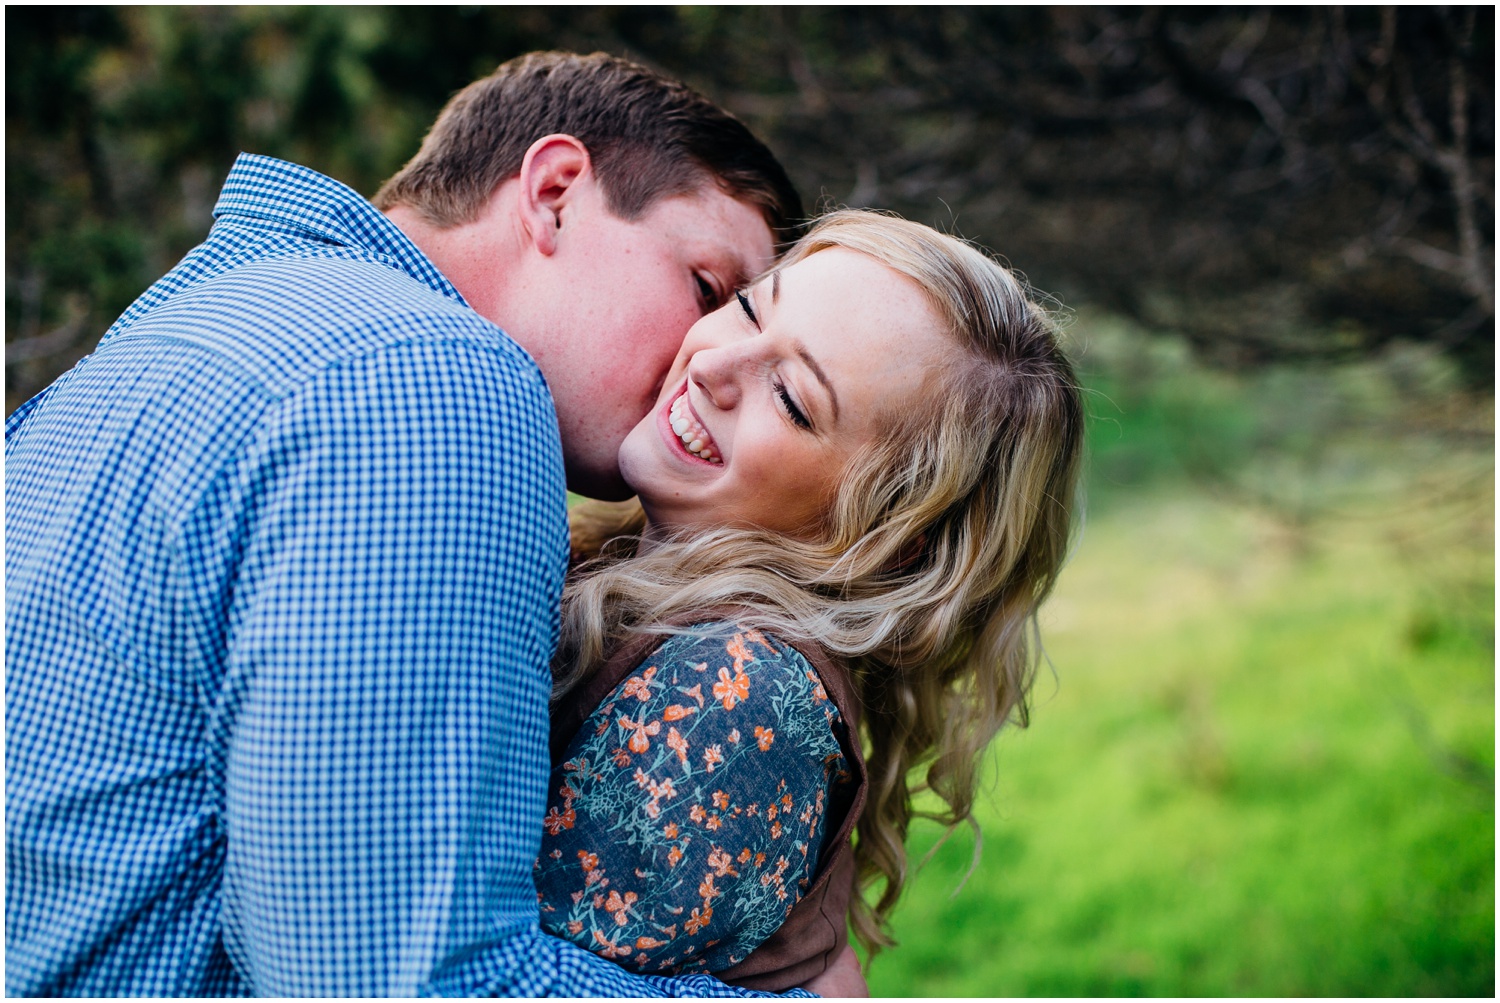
659, 384, 723, 465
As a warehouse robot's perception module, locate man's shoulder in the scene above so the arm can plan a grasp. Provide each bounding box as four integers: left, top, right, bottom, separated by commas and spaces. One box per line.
111, 253, 543, 404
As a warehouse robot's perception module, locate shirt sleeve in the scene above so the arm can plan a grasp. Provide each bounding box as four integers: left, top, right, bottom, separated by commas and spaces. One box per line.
218, 341, 811, 997
536, 623, 850, 978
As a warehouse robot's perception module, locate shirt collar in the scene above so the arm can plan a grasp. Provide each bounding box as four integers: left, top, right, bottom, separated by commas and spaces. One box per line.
213, 153, 468, 307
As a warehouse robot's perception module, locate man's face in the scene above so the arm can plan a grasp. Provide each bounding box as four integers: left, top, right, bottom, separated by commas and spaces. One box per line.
520, 183, 776, 500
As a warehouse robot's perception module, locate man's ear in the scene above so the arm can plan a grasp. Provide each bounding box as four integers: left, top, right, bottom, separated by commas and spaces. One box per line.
516, 134, 593, 257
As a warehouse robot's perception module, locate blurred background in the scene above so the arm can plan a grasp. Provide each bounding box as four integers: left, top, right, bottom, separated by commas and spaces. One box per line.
7, 7, 1493, 995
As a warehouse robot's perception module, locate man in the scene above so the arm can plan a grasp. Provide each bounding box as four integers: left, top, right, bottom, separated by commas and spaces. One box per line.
7, 51, 858, 996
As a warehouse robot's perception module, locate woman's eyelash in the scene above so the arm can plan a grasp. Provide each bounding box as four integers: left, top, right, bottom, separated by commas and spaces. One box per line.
736, 289, 804, 428
736, 289, 758, 326
774, 380, 811, 430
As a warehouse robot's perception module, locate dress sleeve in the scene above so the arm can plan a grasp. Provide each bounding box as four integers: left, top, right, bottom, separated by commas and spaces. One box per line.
536, 623, 850, 977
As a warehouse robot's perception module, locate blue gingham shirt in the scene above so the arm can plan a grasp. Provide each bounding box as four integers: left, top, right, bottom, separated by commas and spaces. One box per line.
6, 154, 811, 998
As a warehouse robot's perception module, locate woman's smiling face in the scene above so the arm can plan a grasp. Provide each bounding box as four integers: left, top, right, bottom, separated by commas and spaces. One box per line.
618, 247, 955, 536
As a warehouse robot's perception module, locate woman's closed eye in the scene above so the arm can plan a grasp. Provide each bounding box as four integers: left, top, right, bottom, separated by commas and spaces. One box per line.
774, 379, 812, 430
736, 289, 759, 328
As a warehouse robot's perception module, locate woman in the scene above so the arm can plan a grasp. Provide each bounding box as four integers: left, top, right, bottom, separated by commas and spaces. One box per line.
534, 210, 1084, 989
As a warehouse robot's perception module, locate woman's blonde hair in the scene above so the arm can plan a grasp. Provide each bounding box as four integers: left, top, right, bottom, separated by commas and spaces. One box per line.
555, 209, 1084, 958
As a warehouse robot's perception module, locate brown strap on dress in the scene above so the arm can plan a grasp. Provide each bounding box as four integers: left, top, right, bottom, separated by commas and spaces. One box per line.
549, 615, 868, 992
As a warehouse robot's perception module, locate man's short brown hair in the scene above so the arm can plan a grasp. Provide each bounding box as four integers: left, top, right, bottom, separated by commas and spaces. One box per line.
374, 51, 802, 241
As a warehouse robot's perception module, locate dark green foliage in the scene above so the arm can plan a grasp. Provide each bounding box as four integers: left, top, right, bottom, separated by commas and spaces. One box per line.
6, 8, 1494, 411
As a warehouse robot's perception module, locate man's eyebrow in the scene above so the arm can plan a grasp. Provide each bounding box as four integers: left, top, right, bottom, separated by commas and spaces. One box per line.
795, 340, 840, 424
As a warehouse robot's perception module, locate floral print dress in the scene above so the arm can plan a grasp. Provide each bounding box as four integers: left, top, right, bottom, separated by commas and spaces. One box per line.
536, 622, 851, 976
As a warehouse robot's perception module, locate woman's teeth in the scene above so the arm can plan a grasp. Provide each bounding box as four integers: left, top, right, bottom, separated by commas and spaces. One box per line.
670, 393, 723, 464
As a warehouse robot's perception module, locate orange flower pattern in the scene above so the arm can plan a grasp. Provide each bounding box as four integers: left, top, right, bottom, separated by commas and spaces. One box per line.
535, 623, 851, 977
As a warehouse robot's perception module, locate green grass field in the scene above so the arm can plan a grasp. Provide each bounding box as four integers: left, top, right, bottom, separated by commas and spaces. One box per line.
568, 322, 1493, 995
865, 326, 1495, 996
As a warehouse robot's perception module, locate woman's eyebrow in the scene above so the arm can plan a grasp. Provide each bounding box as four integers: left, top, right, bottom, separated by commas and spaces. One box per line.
794, 340, 840, 423
771, 269, 839, 422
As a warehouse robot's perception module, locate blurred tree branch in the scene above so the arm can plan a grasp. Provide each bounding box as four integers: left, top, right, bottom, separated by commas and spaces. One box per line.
1339, 7, 1493, 319
7, 7, 1493, 413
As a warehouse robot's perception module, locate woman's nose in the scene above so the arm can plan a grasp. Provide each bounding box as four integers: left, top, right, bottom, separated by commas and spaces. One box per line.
686, 343, 745, 412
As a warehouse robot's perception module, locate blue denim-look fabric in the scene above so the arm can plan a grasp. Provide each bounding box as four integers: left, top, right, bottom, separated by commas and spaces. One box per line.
5, 154, 809, 999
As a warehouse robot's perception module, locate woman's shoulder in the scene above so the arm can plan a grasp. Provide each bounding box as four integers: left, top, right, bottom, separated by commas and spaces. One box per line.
654, 620, 819, 668
539, 619, 852, 976
637, 621, 843, 725
555, 620, 847, 806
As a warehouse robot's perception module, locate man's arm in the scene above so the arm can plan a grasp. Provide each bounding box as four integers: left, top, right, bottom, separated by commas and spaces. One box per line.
218, 337, 809, 996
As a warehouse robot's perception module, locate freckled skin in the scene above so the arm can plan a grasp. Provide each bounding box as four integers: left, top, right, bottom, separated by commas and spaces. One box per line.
619, 248, 954, 536
483, 185, 772, 499
389, 138, 775, 499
